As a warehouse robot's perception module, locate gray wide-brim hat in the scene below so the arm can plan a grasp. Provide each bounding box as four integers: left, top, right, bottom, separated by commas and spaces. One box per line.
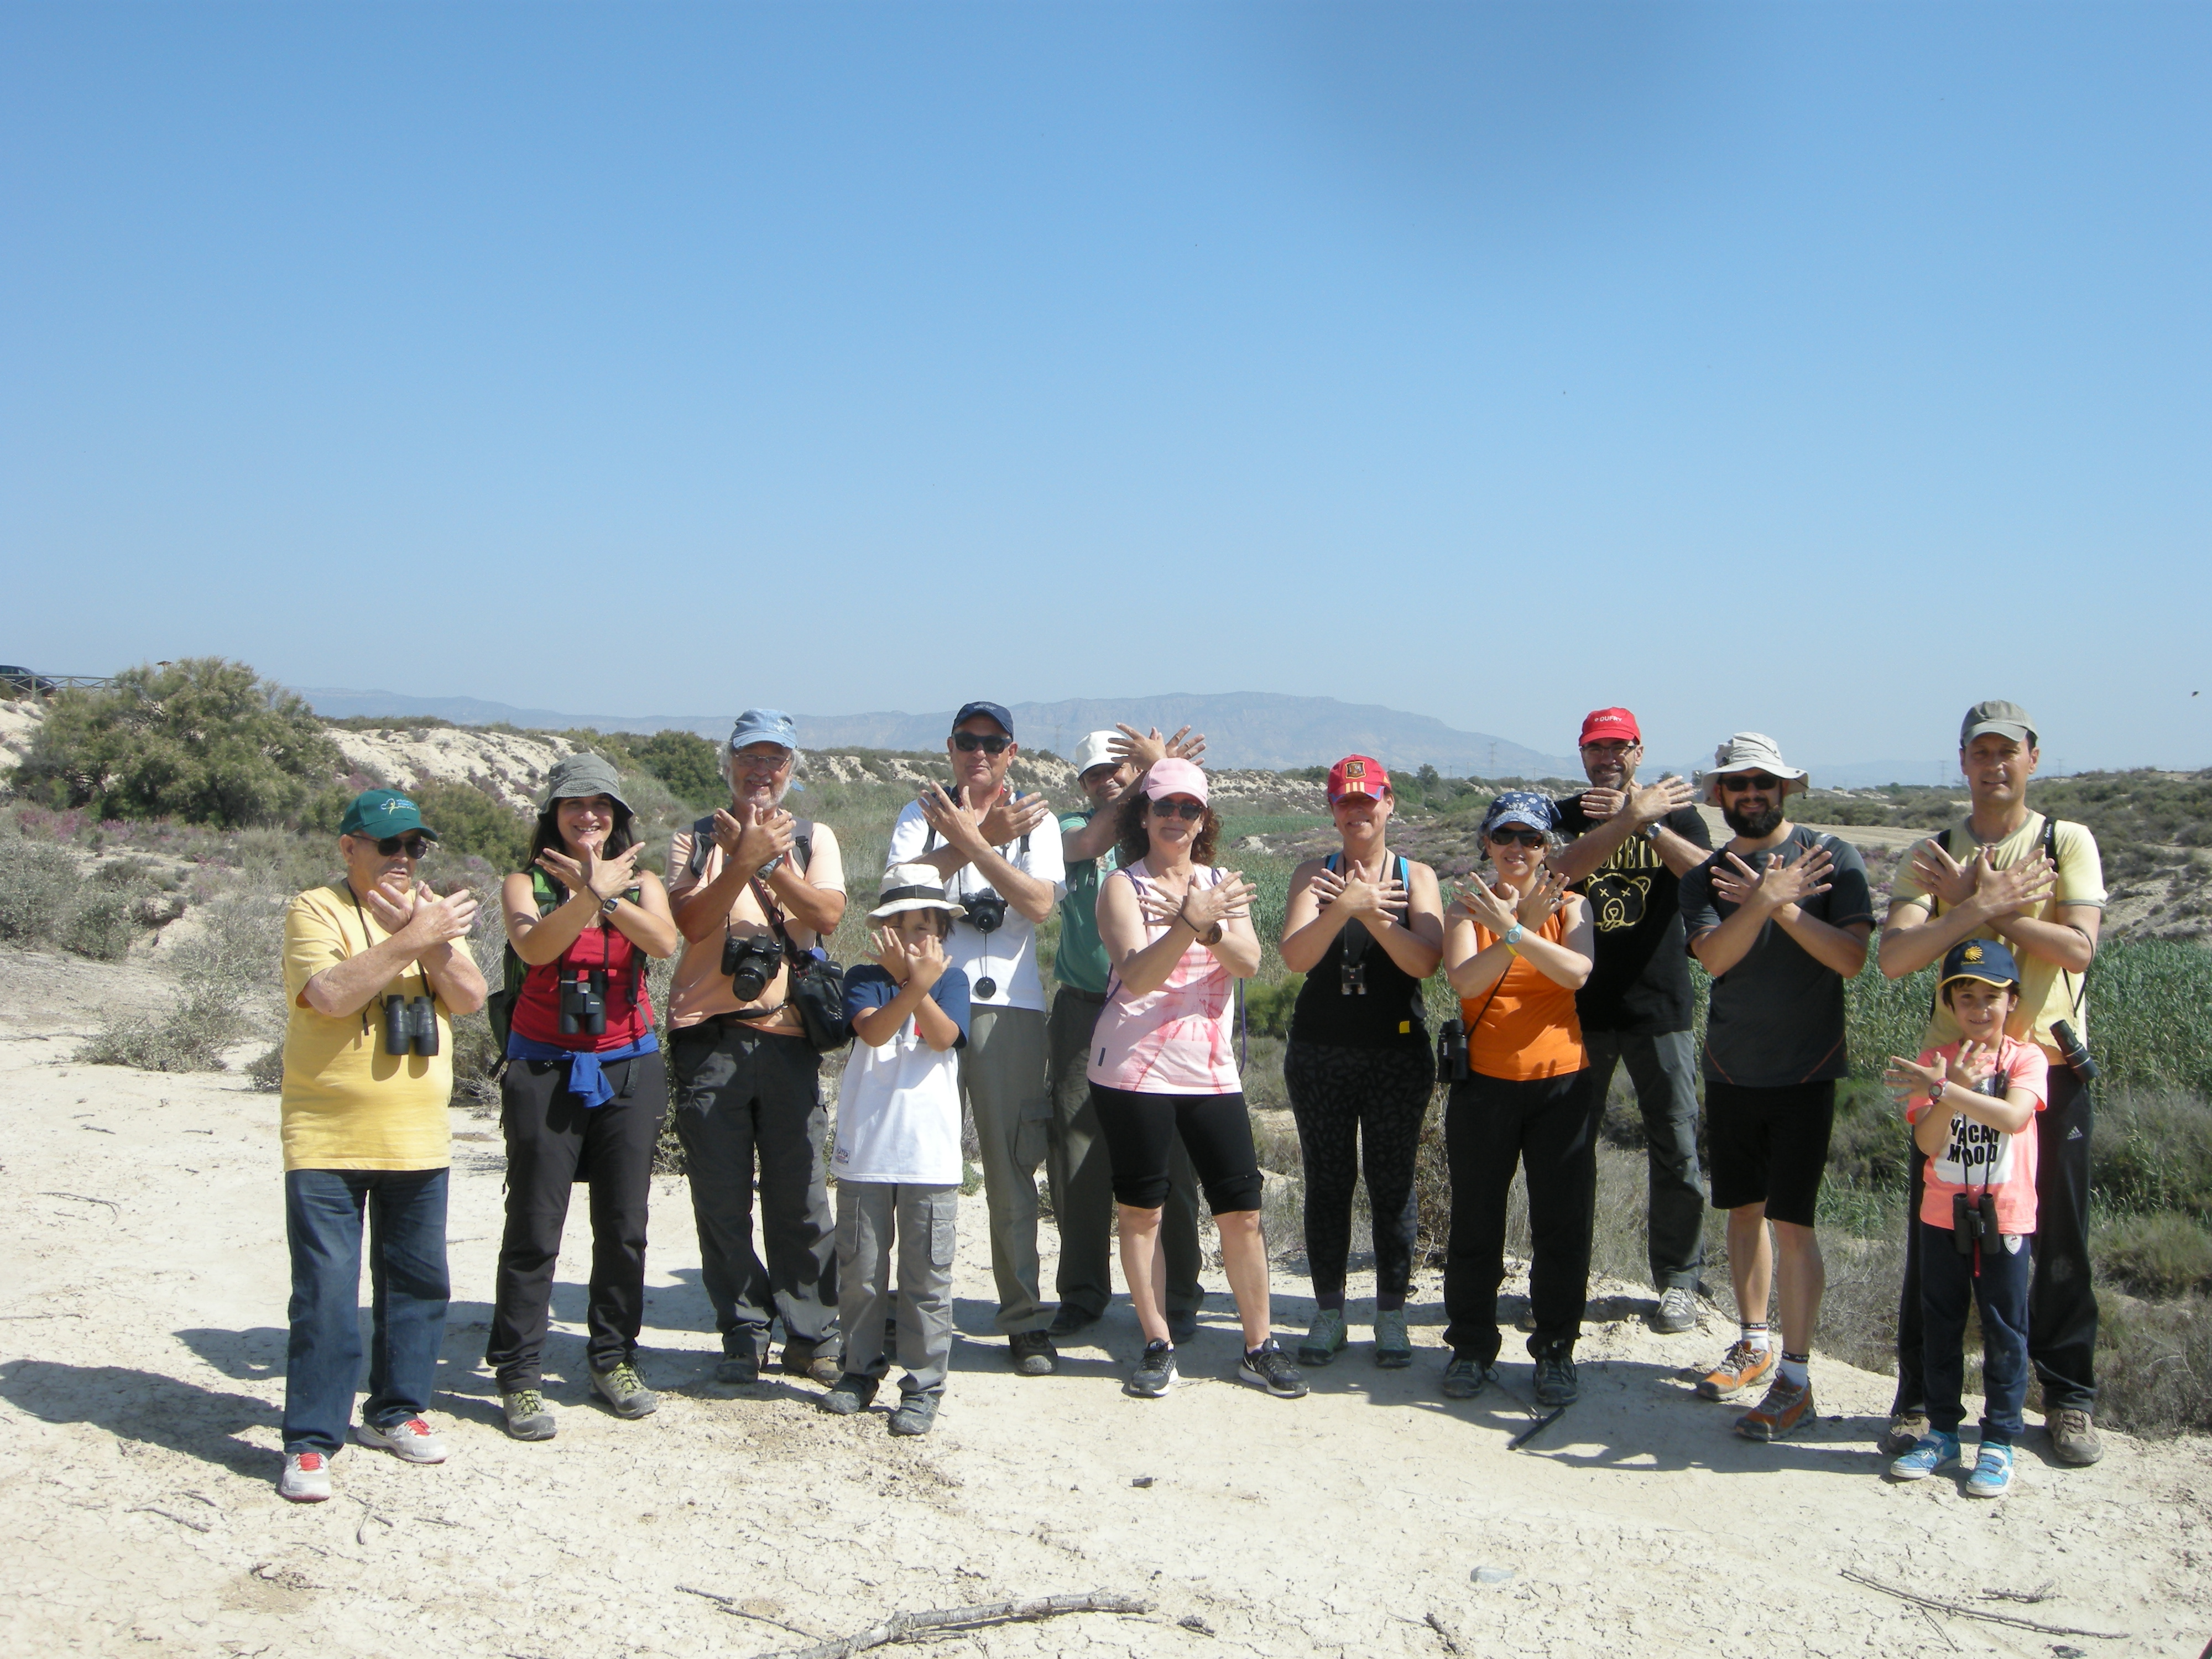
869, 863, 961, 921
1699, 732, 1809, 802
539, 752, 634, 821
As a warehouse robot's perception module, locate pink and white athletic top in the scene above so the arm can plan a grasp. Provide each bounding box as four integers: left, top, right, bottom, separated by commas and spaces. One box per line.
1905, 1036, 2049, 1236
1086, 859, 1240, 1095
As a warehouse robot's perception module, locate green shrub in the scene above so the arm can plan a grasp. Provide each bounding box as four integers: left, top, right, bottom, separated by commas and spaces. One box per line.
2085, 940, 2212, 1097
2094, 1089, 2212, 1214
2093, 1291, 2212, 1437
623, 730, 723, 808
410, 781, 532, 872
63, 889, 138, 961
0, 839, 81, 943
2096, 1212, 2212, 1297
12, 658, 340, 826
1244, 974, 1302, 1038
246, 1043, 285, 1092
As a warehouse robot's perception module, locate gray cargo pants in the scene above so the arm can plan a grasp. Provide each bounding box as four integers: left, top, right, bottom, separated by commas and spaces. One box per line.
961, 1005, 1054, 1334
1582, 1027, 1705, 1292
835, 1181, 958, 1398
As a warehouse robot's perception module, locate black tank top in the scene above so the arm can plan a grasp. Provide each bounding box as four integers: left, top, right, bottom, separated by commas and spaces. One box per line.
1289, 854, 1430, 1051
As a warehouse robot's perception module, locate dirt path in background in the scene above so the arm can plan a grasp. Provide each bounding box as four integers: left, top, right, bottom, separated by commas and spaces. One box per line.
2, 943, 2205, 1658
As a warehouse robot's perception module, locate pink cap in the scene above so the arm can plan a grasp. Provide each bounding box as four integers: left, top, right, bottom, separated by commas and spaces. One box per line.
1327, 754, 1389, 802
1141, 757, 1209, 806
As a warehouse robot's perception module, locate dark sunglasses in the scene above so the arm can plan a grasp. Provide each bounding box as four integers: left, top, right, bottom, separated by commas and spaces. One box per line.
1488, 827, 1548, 848
367, 834, 433, 858
1148, 797, 1206, 820
952, 732, 1013, 755
1719, 774, 1783, 794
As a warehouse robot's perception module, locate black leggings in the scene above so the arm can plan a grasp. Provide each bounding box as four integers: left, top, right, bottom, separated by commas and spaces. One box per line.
485, 1050, 667, 1390
1284, 1040, 1434, 1309
1091, 1084, 1265, 1215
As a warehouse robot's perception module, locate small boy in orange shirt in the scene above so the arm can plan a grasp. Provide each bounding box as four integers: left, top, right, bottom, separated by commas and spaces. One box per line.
1884, 938, 2047, 1498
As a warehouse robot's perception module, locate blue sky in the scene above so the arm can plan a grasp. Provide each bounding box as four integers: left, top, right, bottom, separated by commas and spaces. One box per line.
4, 3, 2206, 775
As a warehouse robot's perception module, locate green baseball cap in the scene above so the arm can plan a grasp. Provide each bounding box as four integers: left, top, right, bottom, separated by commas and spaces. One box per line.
1960, 700, 2037, 748
337, 788, 438, 841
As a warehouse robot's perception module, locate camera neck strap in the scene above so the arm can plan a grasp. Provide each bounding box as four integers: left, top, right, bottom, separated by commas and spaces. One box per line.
343, 880, 434, 1037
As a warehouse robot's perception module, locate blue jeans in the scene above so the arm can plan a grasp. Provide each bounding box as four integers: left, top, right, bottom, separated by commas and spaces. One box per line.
282, 1168, 451, 1455
1919, 1218, 2033, 1445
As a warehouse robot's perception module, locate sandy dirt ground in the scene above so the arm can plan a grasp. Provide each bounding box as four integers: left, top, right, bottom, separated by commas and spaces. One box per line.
2, 943, 2207, 1658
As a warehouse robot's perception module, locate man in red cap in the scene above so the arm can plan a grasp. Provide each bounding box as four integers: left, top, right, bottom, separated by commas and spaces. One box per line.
1550, 708, 1713, 1334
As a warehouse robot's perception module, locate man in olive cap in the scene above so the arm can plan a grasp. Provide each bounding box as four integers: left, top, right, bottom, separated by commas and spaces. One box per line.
1876, 700, 2108, 1464
275, 789, 487, 1503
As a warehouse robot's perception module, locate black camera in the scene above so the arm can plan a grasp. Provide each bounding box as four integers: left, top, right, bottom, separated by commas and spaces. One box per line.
961, 892, 1008, 933
560, 969, 608, 1037
722, 933, 784, 1002
1436, 1017, 1468, 1083
2051, 1019, 2099, 1084
381, 995, 439, 1057
1951, 1189, 2000, 1256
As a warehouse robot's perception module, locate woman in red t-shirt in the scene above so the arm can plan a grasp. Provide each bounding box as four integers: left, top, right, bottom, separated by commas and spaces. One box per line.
487, 754, 678, 1442
1437, 791, 1596, 1412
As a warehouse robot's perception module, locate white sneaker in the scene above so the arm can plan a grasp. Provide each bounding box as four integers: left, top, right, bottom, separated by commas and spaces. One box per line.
357, 1416, 448, 1464
278, 1451, 334, 1502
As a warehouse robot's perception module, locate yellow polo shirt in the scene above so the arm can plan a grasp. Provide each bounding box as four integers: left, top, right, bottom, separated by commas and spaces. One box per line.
279, 882, 454, 1172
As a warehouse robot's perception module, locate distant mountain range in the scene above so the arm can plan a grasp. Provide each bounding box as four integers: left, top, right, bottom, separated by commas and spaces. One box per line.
296, 687, 1585, 778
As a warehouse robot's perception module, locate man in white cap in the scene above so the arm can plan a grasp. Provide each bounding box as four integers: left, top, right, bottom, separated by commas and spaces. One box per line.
1046, 727, 1207, 1344
666, 709, 849, 1387
1875, 700, 2107, 1465
1678, 734, 1874, 1442
885, 701, 1067, 1374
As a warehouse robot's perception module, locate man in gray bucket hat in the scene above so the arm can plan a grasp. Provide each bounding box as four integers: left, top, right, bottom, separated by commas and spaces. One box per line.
1678, 733, 1875, 1444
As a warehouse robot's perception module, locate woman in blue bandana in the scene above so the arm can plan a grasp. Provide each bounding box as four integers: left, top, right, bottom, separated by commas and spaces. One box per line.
488, 753, 680, 1441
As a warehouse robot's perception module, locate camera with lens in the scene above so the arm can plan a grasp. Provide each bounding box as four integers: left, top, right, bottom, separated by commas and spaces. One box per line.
960, 891, 1008, 933
2051, 1018, 2099, 1084
722, 932, 784, 1002
1435, 1016, 1468, 1083
1951, 1189, 2001, 1256
560, 969, 608, 1036
381, 994, 439, 1057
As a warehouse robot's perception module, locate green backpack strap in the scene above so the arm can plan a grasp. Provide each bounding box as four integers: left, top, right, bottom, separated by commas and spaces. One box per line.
487, 868, 566, 1052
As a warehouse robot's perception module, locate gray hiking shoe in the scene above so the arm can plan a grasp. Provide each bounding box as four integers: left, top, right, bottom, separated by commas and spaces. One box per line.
2049, 1408, 2103, 1465
591, 1363, 657, 1420
1650, 1285, 1699, 1334
501, 1389, 557, 1441
1374, 1308, 1413, 1369
888, 1392, 940, 1436
1879, 1411, 1930, 1459
817, 1374, 879, 1416
1533, 1347, 1579, 1407
1297, 1308, 1347, 1366
1441, 1354, 1498, 1399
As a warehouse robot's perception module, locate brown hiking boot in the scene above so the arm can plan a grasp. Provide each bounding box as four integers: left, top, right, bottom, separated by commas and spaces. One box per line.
1695, 1339, 1776, 1401
1879, 1411, 1929, 1458
2049, 1408, 2103, 1465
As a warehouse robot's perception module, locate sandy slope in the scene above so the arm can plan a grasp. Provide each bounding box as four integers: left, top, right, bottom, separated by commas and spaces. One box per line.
1, 946, 2205, 1658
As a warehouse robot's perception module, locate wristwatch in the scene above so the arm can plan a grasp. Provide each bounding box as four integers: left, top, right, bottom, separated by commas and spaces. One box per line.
1640, 820, 1661, 842
601, 895, 620, 915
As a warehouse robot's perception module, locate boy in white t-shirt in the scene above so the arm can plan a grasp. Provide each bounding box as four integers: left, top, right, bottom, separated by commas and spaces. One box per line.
1884, 938, 2047, 1498
818, 866, 972, 1436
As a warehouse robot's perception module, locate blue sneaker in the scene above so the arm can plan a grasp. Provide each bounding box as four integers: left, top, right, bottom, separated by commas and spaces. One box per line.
1965, 1442, 2014, 1499
1887, 1429, 1961, 1480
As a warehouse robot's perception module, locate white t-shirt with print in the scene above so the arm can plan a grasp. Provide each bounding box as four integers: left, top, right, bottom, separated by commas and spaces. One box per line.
884, 799, 1065, 1014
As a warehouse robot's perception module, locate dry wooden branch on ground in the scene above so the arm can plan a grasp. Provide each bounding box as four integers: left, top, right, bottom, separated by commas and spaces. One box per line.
1425, 1609, 1464, 1653
748, 1592, 1150, 1659
128, 1504, 212, 1533
1838, 1569, 2128, 1640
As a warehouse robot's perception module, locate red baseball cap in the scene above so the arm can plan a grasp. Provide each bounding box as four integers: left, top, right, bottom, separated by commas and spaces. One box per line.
1579, 707, 1641, 745
1327, 754, 1390, 802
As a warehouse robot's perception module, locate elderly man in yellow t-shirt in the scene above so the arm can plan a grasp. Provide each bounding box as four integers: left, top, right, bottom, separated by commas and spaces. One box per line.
275, 789, 486, 1503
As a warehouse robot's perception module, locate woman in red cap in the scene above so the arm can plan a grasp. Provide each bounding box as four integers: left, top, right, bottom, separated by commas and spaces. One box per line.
1277, 755, 1444, 1369
1088, 758, 1308, 1401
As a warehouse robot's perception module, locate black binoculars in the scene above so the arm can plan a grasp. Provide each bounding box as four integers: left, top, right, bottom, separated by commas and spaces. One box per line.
2051, 1019, 2099, 1083
1436, 1017, 1468, 1083
1341, 957, 1368, 996
1952, 1189, 2001, 1256
560, 969, 608, 1037
381, 994, 439, 1057
722, 932, 783, 1002
961, 892, 1008, 933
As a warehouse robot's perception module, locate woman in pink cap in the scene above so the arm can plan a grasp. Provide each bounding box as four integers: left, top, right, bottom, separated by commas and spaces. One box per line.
1088, 758, 1308, 1401
1278, 755, 1444, 1370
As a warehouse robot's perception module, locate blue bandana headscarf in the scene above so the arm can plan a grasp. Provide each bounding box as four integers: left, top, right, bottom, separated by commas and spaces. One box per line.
1478, 790, 1559, 842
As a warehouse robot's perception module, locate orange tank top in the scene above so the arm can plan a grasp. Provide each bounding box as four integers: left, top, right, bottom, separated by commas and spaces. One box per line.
1459, 910, 1586, 1081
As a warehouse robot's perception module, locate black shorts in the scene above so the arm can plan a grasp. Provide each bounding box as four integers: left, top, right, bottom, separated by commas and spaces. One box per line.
1705, 1078, 1834, 1227
1089, 1084, 1265, 1215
